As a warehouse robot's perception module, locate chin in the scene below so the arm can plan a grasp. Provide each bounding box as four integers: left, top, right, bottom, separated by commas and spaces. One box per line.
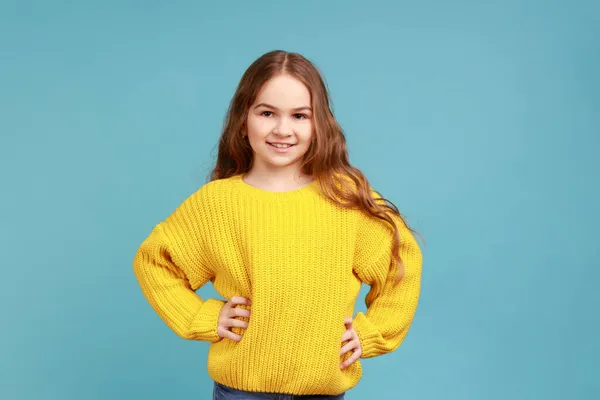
268, 160, 299, 168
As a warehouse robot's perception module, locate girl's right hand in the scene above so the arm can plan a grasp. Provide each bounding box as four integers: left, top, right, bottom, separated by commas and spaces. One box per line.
217, 296, 252, 342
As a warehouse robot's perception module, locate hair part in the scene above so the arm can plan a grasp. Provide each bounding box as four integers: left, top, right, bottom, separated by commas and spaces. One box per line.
208, 50, 422, 284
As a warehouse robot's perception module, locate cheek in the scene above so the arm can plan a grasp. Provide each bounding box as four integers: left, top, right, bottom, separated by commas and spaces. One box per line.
247, 115, 272, 134
299, 122, 314, 141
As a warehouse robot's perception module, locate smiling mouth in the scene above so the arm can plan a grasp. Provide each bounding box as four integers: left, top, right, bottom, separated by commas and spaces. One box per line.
267, 142, 296, 148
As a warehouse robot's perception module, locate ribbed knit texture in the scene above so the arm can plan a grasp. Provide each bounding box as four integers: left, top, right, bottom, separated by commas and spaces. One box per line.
132, 173, 422, 396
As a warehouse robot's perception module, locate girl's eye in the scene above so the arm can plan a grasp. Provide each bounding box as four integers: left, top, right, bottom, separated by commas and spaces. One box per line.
261, 111, 273, 117
293, 113, 308, 120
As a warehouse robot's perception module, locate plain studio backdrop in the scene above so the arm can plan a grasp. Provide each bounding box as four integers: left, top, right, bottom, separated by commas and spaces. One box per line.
1, 1, 598, 399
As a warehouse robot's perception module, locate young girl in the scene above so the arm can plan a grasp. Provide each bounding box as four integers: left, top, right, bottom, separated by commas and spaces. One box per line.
133, 50, 423, 399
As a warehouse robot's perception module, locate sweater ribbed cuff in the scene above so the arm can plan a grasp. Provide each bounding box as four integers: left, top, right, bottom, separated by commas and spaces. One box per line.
189, 298, 226, 343
352, 312, 381, 359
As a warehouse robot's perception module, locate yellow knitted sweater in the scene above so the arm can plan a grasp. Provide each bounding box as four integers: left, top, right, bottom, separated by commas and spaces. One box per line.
132, 173, 422, 396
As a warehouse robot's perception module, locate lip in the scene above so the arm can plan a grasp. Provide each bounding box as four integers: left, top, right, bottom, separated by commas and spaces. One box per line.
267, 142, 296, 145
267, 142, 295, 153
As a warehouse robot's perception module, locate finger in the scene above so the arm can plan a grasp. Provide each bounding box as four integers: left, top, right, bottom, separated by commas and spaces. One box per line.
227, 318, 249, 329
344, 319, 353, 331
217, 326, 230, 340
218, 327, 243, 342
340, 348, 361, 370
229, 296, 244, 305
340, 340, 355, 356
226, 330, 243, 342
341, 330, 352, 343
230, 296, 252, 306
231, 308, 251, 318
344, 317, 353, 325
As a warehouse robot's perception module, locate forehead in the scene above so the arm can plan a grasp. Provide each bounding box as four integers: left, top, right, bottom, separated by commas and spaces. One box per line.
254, 74, 311, 107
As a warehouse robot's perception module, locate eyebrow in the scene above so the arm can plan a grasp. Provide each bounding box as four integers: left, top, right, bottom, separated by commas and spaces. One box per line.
253, 103, 312, 112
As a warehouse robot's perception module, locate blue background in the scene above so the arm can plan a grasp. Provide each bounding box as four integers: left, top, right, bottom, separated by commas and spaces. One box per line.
1, 1, 598, 399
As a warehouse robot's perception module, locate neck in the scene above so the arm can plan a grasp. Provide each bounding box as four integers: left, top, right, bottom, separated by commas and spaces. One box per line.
243, 168, 313, 191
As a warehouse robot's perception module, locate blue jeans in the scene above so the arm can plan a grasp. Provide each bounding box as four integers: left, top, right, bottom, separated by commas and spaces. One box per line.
213, 381, 346, 400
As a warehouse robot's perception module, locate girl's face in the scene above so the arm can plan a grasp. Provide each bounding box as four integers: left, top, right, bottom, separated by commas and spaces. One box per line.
246, 74, 313, 175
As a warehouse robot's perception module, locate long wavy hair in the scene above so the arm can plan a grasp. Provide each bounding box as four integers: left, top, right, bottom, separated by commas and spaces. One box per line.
208, 50, 421, 283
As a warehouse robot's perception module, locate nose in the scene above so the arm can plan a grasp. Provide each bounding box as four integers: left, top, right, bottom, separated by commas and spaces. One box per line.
272, 116, 293, 136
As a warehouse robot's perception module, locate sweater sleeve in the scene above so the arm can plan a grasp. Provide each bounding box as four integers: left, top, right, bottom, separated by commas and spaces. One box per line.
132, 212, 225, 343
352, 193, 423, 359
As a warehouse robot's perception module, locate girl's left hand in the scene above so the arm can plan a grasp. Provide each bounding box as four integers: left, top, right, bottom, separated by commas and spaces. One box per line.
340, 316, 362, 369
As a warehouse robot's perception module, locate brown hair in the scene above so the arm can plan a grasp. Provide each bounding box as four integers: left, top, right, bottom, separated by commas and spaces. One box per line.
208, 50, 421, 284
